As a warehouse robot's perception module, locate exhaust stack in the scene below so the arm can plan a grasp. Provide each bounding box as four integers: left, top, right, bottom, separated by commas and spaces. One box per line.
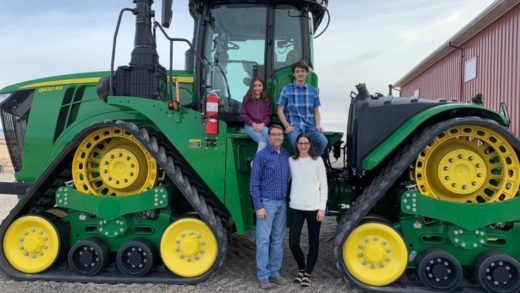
113, 0, 167, 100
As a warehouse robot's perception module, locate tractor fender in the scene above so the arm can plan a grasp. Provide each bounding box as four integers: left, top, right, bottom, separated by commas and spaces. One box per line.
361, 104, 508, 171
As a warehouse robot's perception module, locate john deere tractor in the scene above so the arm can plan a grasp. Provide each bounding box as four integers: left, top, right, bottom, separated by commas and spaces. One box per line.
1, 1, 519, 292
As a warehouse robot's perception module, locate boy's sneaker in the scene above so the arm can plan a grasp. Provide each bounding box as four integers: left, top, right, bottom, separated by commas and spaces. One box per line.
259, 279, 274, 290
269, 275, 288, 286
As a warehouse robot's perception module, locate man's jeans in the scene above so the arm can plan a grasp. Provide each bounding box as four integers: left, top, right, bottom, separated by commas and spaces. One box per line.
256, 198, 287, 281
244, 125, 269, 153
287, 126, 329, 155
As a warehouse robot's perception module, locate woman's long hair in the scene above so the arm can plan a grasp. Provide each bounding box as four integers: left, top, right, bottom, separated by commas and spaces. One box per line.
292, 133, 319, 160
246, 78, 268, 101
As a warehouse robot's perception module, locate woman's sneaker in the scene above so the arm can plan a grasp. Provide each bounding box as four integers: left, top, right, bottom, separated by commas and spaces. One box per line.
301, 273, 311, 288
293, 270, 305, 284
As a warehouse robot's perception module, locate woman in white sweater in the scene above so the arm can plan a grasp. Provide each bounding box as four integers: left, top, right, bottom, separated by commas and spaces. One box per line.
288, 133, 328, 288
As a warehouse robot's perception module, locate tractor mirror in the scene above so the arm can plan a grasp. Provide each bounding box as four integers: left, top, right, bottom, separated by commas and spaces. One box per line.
162, 0, 173, 28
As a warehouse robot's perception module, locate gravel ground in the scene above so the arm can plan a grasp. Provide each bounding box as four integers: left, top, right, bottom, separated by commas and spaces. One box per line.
0, 172, 358, 293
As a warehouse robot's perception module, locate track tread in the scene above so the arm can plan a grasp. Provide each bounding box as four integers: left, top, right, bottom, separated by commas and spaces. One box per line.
334, 117, 520, 293
115, 121, 229, 283
0, 121, 229, 285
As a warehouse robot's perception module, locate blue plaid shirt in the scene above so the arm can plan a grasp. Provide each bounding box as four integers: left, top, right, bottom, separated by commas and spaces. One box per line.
250, 144, 290, 210
277, 81, 321, 131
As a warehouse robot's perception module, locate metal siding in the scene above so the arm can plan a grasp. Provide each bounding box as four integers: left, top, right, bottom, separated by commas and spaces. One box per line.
401, 51, 461, 100
402, 4, 520, 136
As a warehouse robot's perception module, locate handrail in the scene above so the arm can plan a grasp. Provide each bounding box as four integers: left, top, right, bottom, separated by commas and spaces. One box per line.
153, 21, 231, 107
153, 22, 213, 101
110, 8, 135, 96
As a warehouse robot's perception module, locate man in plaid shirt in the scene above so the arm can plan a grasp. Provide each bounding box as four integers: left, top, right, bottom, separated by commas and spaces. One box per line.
250, 124, 290, 290
277, 60, 328, 155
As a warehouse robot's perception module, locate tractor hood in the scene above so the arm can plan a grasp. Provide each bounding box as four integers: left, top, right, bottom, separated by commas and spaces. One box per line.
0, 72, 108, 94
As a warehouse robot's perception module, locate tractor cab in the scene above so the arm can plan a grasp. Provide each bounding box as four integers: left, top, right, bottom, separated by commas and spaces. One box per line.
188, 0, 328, 119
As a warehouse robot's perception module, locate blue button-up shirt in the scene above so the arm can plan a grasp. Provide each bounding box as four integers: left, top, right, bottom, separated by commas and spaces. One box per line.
277, 81, 321, 131
250, 144, 290, 210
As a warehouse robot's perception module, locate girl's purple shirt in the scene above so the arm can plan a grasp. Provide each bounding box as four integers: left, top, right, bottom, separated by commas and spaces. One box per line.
240, 96, 272, 126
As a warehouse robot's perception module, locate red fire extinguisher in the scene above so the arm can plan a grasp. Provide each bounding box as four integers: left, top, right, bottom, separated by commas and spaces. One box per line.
205, 91, 220, 135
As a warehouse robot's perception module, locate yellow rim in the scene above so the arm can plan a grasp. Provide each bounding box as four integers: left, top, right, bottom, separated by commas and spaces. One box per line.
160, 218, 218, 277
343, 223, 407, 286
414, 125, 520, 203
72, 127, 158, 196
3, 215, 61, 273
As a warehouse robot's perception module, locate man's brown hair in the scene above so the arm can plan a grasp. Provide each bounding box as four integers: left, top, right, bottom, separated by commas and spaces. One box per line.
291, 60, 310, 73
268, 124, 284, 135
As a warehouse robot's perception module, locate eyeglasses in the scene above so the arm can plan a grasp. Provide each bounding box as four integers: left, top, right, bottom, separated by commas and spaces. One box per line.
297, 142, 310, 145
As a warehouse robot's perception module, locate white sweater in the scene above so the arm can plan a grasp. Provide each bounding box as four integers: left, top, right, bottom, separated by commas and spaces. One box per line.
288, 156, 328, 211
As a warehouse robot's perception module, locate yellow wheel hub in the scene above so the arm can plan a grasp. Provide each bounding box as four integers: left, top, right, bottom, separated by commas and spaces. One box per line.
160, 218, 218, 277
180, 237, 200, 256
365, 243, 385, 263
72, 127, 158, 196
414, 125, 520, 203
438, 149, 487, 194
24, 234, 45, 253
99, 148, 140, 189
3, 215, 61, 273
343, 223, 407, 287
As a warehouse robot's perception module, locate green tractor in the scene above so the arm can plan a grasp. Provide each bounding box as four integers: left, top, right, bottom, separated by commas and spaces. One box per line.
1, 0, 519, 292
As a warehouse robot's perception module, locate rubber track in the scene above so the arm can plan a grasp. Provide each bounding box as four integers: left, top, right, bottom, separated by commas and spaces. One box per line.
334, 117, 520, 293
0, 121, 228, 284
114, 120, 229, 279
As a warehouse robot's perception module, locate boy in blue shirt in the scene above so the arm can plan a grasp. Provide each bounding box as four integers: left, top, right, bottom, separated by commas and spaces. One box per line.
277, 60, 328, 155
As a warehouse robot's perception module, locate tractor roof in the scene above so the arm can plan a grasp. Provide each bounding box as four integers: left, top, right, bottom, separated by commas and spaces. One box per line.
188, 0, 328, 31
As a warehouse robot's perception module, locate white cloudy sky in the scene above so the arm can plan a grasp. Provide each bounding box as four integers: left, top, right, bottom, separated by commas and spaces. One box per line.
0, 0, 494, 132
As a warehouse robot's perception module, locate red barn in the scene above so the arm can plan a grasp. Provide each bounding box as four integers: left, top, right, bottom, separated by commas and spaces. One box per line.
395, 0, 520, 136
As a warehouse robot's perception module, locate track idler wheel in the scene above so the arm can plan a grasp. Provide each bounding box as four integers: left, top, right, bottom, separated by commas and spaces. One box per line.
68, 238, 110, 275
3, 215, 63, 273
342, 222, 408, 286
475, 252, 520, 293
72, 127, 159, 196
160, 218, 218, 277
417, 249, 463, 291
413, 125, 520, 203
116, 239, 155, 277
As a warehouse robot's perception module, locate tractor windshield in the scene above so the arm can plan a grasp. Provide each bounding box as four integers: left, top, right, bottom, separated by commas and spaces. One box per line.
273, 4, 304, 70
203, 3, 303, 114
204, 4, 267, 113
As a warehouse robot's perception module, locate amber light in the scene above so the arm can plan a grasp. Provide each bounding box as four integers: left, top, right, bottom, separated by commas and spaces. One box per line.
168, 101, 180, 111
